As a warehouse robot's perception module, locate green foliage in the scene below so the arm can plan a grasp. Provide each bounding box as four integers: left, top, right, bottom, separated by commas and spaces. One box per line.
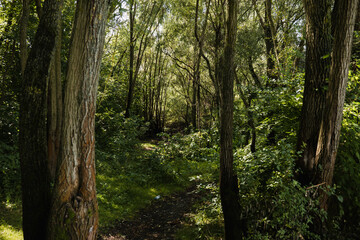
156, 129, 220, 184
96, 125, 221, 231
331, 69, 360, 239
175, 183, 224, 240
235, 142, 321, 240
96, 142, 184, 229
0, 101, 20, 203
0, 202, 23, 240
0, 142, 20, 202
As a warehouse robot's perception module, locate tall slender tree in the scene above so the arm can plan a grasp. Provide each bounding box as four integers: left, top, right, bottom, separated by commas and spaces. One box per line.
219, 0, 247, 238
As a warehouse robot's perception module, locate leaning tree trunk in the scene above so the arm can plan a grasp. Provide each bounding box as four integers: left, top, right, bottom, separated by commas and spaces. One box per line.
315, 0, 358, 210
19, 0, 63, 238
296, 0, 332, 185
48, 0, 109, 239
219, 0, 246, 239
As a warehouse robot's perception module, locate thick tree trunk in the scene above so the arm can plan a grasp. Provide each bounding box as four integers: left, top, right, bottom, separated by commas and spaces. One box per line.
47, 19, 63, 182
315, 0, 358, 209
48, 0, 109, 239
219, 0, 246, 239
296, 0, 332, 185
19, 0, 63, 238
19, 0, 29, 76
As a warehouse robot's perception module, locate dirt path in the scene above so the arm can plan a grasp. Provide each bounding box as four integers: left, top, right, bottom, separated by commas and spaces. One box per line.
98, 184, 204, 240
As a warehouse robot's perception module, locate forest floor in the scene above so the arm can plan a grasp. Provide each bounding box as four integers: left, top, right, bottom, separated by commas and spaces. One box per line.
98, 184, 206, 240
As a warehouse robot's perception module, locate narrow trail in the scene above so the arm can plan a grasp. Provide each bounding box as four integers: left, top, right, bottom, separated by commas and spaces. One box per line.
99, 184, 205, 240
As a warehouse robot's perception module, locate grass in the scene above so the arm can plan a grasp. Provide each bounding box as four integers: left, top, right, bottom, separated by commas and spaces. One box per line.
174, 183, 224, 240
97, 173, 184, 229
0, 202, 23, 240
0, 134, 220, 238
96, 141, 190, 230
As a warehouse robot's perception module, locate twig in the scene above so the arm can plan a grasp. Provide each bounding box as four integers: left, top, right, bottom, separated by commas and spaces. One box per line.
306, 182, 326, 190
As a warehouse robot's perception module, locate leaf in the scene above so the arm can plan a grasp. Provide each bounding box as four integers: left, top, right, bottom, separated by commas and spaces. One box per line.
321, 54, 330, 59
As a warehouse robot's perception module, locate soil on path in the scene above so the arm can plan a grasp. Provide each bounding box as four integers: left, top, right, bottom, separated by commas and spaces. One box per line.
98, 184, 204, 240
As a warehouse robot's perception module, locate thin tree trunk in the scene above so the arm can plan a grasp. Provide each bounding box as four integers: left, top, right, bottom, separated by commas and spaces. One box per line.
48, 0, 109, 239
125, 0, 136, 118
236, 73, 257, 153
19, 0, 63, 238
219, 0, 246, 238
252, 0, 278, 81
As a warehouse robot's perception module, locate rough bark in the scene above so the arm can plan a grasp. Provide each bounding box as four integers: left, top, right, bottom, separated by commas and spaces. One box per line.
19, 0, 63, 238
20, 0, 30, 75
315, 0, 358, 209
219, 0, 246, 238
296, 0, 332, 185
48, 0, 109, 239
35, 0, 44, 18
47, 20, 63, 182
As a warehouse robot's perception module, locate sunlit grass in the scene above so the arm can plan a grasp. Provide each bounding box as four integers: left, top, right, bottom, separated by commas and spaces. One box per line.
175, 184, 224, 240
96, 147, 186, 230
97, 172, 184, 228
0, 202, 23, 240
140, 142, 158, 151
0, 225, 23, 240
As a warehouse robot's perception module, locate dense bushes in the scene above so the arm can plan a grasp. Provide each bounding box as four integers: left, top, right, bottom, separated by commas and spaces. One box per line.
331, 69, 360, 239
0, 101, 20, 202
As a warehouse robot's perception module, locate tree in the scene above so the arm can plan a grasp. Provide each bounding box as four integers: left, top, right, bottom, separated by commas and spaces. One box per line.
219, 0, 247, 238
48, 0, 109, 239
125, 0, 164, 118
297, 0, 359, 210
252, 0, 279, 81
19, 0, 63, 238
315, 0, 359, 209
296, 0, 332, 185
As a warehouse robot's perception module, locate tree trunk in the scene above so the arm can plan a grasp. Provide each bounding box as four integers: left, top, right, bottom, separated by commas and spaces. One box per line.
19, 0, 29, 76
219, 0, 246, 239
315, 0, 358, 210
252, 0, 278, 81
47, 19, 63, 182
296, 0, 332, 185
48, 0, 109, 239
19, 0, 63, 238
264, 0, 278, 80
125, 0, 136, 118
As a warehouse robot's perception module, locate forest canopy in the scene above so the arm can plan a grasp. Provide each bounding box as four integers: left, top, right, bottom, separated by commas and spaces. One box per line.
0, 0, 359, 239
